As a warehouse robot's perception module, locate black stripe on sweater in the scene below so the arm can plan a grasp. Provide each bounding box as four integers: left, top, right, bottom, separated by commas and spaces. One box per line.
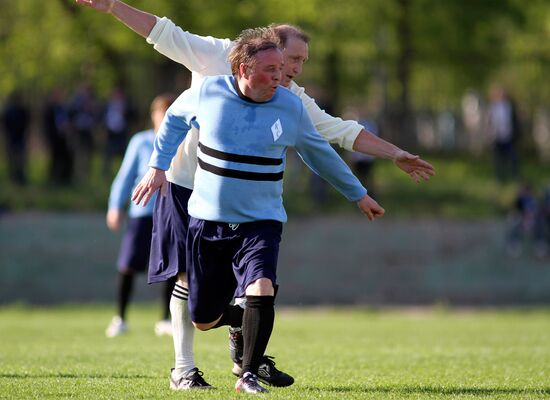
198, 157, 283, 181
199, 142, 282, 166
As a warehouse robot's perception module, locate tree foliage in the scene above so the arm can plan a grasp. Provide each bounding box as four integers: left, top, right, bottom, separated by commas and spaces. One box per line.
0, 0, 547, 127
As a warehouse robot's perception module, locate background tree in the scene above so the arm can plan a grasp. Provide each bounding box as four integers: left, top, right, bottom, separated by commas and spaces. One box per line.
0, 0, 543, 147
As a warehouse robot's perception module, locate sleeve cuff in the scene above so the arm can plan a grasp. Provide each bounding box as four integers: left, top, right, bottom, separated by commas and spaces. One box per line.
343, 125, 363, 152
350, 187, 368, 202
146, 16, 165, 44
148, 153, 171, 171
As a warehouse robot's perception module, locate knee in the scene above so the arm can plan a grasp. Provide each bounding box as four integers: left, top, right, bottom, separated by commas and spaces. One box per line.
193, 321, 216, 331
245, 278, 274, 296
193, 314, 222, 331
176, 273, 187, 288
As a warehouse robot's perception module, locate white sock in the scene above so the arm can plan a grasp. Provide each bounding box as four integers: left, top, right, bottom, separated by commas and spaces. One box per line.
234, 297, 247, 308
170, 283, 196, 379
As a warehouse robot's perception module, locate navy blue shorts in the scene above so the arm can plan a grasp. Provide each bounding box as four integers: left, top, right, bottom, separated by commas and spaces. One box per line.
147, 182, 192, 284
186, 218, 282, 324
117, 216, 153, 273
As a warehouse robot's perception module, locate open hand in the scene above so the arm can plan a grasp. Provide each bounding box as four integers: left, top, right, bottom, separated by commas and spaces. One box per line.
132, 167, 168, 207
106, 208, 123, 231
394, 150, 435, 183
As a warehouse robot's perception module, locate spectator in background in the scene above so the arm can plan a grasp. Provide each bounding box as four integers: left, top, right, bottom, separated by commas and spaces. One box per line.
487, 84, 521, 183
103, 87, 134, 176
534, 184, 550, 257
69, 83, 98, 183
43, 89, 73, 185
105, 93, 176, 338
2, 91, 30, 185
507, 182, 537, 257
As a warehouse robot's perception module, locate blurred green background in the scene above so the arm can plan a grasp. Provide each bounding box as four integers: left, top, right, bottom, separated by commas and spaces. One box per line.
1, 0, 550, 305
2, 0, 550, 213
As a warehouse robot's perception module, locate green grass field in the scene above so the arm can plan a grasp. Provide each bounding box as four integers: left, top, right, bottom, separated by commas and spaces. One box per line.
1, 306, 549, 399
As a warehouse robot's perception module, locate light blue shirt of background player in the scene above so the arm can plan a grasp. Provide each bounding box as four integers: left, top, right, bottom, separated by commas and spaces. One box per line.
148, 75, 367, 224
108, 129, 157, 218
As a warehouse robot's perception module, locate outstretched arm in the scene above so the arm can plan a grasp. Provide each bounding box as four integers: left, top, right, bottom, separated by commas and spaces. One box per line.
352, 129, 435, 183
76, 0, 232, 74
75, 0, 156, 38
293, 83, 435, 183
297, 128, 385, 220
295, 105, 383, 220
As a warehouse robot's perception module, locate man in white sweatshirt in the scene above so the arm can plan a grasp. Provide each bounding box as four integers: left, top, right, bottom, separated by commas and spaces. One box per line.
76, 0, 435, 391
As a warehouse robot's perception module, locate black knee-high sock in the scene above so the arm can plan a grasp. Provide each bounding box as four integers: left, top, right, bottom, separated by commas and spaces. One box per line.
213, 304, 244, 328
117, 272, 134, 320
241, 295, 275, 376
162, 276, 176, 320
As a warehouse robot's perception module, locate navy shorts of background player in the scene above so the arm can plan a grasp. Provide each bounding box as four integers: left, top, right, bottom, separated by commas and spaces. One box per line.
118, 216, 153, 273
147, 182, 192, 284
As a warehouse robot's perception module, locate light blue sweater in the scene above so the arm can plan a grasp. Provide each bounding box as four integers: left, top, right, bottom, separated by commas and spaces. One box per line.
109, 129, 156, 217
149, 75, 367, 223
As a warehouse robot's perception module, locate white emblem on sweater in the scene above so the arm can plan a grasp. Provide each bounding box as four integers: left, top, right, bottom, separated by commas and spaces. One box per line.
271, 119, 283, 141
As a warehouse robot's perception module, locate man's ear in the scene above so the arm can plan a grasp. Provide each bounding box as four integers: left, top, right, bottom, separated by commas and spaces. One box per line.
239, 63, 250, 79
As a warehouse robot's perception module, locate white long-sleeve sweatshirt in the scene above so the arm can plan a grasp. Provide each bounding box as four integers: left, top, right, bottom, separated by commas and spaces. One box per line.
146, 16, 363, 189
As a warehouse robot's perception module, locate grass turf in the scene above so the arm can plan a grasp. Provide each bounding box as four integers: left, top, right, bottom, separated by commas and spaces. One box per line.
0, 306, 549, 399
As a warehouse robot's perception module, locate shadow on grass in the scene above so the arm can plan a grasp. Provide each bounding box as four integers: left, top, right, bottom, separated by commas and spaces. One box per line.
302, 385, 550, 396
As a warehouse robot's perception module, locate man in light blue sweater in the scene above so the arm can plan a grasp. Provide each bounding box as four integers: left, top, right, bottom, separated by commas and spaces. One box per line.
134, 28, 384, 393
105, 94, 176, 338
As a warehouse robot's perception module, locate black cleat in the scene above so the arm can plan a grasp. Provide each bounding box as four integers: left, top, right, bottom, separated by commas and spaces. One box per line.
169, 367, 212, 390
232, 355, 294, 387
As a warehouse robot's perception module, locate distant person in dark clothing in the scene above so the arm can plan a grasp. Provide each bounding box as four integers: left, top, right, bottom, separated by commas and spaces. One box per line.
43, 89, 74, 185
507, 182, 537, 257
487, 85, 521, 183
69, 84, 98, 182
2, 92, 30, 185
103, 87, 134, 176
534, 185, 550, 257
